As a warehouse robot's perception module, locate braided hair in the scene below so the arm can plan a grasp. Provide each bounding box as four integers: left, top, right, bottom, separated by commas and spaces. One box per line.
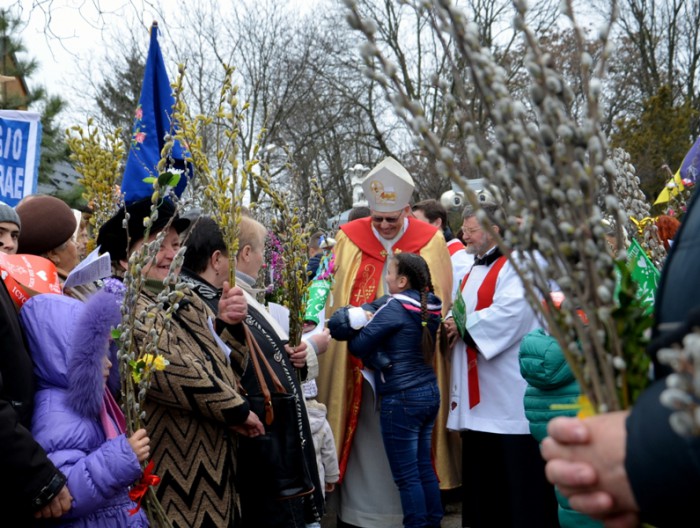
393, 252, 447, 364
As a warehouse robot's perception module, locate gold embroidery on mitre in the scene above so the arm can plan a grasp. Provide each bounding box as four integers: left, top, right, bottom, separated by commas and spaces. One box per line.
369, 180, 397, 204
380, 191, 397, 202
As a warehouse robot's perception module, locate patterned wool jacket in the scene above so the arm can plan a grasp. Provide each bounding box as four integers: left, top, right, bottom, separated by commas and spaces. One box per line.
135, 282, 250, 528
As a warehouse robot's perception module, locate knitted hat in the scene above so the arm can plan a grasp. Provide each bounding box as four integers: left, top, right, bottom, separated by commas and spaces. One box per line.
362, 157, 415, 213
96, 198, 190, 262
16, 196, 77, 255
0, 202, 20, 229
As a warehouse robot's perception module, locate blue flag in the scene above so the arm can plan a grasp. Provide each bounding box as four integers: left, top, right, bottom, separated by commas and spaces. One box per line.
121, 22, 190, 204
679, 135, 700, 185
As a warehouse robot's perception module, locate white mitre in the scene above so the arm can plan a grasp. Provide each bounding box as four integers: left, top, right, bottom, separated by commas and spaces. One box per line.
361, 157, 415, 213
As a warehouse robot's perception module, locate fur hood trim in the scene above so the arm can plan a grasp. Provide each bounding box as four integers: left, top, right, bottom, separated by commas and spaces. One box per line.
68, 287, 123, 418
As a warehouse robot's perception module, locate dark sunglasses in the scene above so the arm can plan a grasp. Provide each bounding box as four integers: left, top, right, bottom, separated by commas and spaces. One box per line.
371, 214, 402, 224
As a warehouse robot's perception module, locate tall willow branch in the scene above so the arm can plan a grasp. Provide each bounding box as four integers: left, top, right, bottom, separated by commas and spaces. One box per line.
345, 0, 652, 413
172, 63, 249, 286
66, 119, 124, 252
250, 156, 317, 347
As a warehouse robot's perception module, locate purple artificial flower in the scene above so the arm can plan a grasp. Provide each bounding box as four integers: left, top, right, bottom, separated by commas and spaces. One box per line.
102, 277, 127, 302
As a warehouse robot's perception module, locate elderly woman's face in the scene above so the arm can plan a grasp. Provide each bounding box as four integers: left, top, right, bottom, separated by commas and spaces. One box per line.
129, 226, 182, 282
50, 238, 80, 274
237, 239, 265, 279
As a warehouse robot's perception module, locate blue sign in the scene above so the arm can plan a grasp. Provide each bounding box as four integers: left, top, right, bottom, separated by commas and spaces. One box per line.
0, 110, 42, 206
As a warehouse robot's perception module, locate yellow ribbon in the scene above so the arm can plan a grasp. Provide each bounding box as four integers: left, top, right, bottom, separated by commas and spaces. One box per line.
630, 216, 657, 235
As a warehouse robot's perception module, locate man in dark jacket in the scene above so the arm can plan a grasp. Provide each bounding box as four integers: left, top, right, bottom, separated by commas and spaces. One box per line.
0, 276, 72, 520
542, 186, 700, 527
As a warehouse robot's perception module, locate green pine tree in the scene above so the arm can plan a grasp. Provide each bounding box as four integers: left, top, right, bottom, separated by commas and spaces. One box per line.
0, 8, 70, 190
0, 8, 42, 109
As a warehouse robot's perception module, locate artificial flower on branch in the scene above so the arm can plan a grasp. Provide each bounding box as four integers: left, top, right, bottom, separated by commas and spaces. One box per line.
345, 0, 654, 413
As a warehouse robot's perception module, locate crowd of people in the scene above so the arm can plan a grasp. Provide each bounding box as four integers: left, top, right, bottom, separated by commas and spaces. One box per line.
0, 153, 695, 528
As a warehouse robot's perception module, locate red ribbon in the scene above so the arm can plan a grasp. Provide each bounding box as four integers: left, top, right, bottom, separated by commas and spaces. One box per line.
128, 460, 161, 515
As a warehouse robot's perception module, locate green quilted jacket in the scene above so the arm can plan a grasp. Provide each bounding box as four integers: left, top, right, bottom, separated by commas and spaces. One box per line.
519, 328, 603, 528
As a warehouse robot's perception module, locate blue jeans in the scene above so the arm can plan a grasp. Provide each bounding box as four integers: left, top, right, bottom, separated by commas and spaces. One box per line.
380, 381, 443, 528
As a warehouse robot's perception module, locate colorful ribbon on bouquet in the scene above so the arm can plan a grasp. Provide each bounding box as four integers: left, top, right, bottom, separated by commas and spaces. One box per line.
128, 460, 161, 515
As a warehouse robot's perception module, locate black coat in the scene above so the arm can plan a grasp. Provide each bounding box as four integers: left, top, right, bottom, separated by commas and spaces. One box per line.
237, 301, 325, 528
625, 186, 700, 526
0, 279, 66, 518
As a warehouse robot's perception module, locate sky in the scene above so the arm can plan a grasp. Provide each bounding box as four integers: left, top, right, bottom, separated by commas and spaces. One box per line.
13, 0, 318, 127
13, 0, 604, 130
18, 1, 158, 124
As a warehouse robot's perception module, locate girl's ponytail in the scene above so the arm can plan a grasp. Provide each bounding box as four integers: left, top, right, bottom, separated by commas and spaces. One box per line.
395, 252, 437, 365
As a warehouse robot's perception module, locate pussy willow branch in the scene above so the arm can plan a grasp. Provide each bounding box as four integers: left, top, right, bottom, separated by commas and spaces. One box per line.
116, 65, 191, 527
659, 331, 700, 436
250, 156, 310, 348
66, 119, 124, 251
172, 63, 250, 287
345, 0, 641, 412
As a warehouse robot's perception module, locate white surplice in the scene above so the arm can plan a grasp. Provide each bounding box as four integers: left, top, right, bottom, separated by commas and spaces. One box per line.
446, 258, 540, 434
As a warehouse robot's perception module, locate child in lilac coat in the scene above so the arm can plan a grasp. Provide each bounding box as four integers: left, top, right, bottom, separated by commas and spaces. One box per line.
20, 284, 150, 527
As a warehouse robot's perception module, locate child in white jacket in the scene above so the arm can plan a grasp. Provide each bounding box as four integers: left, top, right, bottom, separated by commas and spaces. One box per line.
302, 379, 340, 528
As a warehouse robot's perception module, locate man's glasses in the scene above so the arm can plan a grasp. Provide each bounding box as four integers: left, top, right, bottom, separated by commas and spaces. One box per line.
371, 214, 402, 224
462, 226, 483, 234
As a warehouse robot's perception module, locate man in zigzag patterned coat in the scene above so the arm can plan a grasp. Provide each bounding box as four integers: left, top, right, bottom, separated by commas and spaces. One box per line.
317, 157, 458, 528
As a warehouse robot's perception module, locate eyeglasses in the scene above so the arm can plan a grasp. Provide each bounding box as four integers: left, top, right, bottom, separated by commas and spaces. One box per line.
463, 226, 482, 234
371, 214, 402, 224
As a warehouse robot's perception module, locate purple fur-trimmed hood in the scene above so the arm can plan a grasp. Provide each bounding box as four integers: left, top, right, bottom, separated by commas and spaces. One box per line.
19, 287, 123, 419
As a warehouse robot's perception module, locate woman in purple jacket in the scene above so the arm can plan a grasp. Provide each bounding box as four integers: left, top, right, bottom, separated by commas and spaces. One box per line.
19, 283, 150, 527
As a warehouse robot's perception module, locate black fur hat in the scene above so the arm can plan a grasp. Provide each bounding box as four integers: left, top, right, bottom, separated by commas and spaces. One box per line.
96, 198, 189, 261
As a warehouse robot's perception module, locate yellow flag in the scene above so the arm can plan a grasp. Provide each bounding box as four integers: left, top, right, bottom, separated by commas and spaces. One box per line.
654, 169, 685, 205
